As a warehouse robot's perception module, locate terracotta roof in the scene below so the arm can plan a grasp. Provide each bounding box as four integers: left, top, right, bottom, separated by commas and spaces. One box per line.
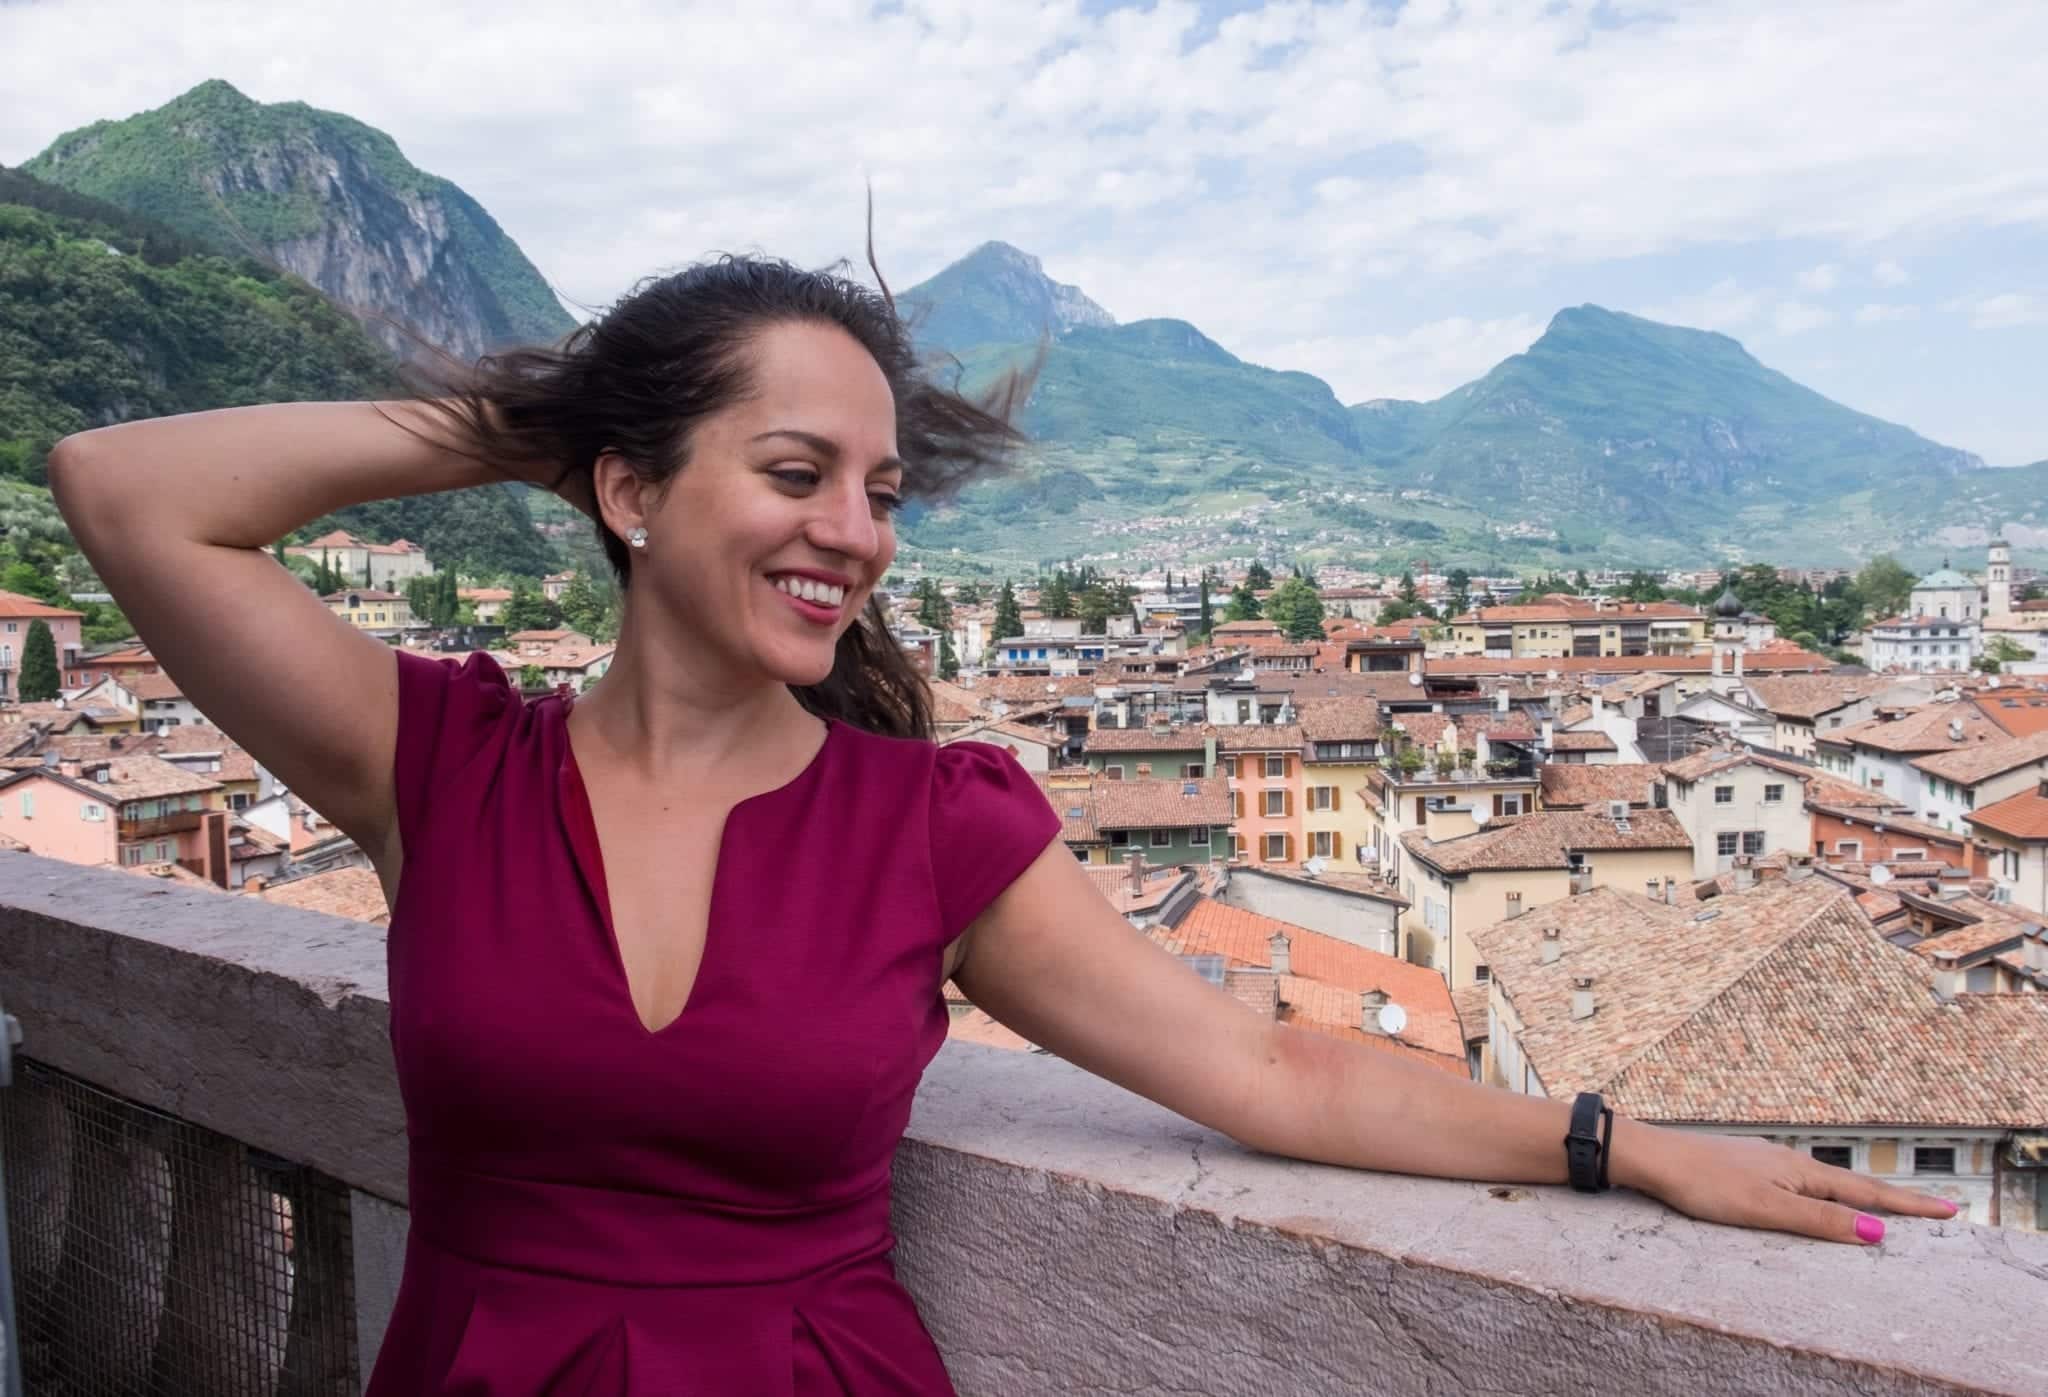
0, 589, 84, 620
1084, 725, 1207, 754
1539, 763, 1661, 810
1082, 862, 1191, 915
1449, 600, 1702, 624
1453, 983, 1491, 1045
1385, 713, 1453, 747
1558, 704, 1595, 727
1820, 704, 2005, 756
1151, 899, 1465, 1068
1213, 620, 1282, 635
1470, 878, 2048, 1127
253, 866, 390, 925
1660, 747, 1765, 783
1426, 651, 1830, 678
1744, 675, 1893, 721
458, 587, 514, 603
1402, 808, 1691, 875
1261, 672, 1426, 703
1295, 697, 1384, 743
1909, 905, 2040, 962
119, 861, 219, 890
1967, 788, 2048, 841
926, 679, 988, 725
320, 588, 406, 603
96, 754, 224, 800
1547, 731, 1616, 752
1209, 723, 1303, 753
1973, 688, 2048, 739
1910, 730, 2048, 786
124, 672, 186, 702
961, 675, 1099, 705
1089, 776, 1234, 832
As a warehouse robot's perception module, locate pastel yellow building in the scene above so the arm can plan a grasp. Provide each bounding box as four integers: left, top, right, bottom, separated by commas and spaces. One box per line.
1445, 597, 1706, 659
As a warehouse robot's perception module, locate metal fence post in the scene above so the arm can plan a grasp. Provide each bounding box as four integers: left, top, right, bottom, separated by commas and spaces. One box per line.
0, 991, 24, 1397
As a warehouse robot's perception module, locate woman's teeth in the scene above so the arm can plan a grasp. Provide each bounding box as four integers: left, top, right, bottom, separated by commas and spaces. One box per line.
772, 575, 845, 607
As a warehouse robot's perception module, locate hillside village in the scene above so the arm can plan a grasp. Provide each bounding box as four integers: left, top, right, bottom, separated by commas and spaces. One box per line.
4, 531, 2047, 1230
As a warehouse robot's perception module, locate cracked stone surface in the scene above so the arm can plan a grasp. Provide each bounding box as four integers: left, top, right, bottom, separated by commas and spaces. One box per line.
6, 853, 2044, 1394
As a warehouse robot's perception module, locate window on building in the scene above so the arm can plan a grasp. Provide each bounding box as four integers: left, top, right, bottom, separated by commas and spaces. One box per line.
1263, 833, 1287, 862
1810, 1146, 1853, 1169
1265, 755, 1286, 778
1236, 701, 1252, 723
1499, 794, 1527, 817
1109, 830, 1129, 846
1104, 764, 1124, 781
1717, 832, 1739, 857
1233, 835, 1247, 859
1763, 784, 1785, 804
1714, 785, 1735, 805
1308, 786, 1334, 811
1150, 829, 1172, 848
1221, 756, 1237, 778
1836, 839, 1862, 858
1741, 831, 1765, 856
1310, 830, 1336, 859
1184, 763, 1204, 779
1913, 1147, 1956, 1175
1263, 789, 1286, 817
1474, 964, 1491, 983
19, 792, 31, 818
1191, 826, 1210, 847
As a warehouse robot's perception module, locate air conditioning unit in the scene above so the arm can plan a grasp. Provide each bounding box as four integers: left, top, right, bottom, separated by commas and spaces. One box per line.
1607, 800, 1630, 821
1991, 885, 2014, 904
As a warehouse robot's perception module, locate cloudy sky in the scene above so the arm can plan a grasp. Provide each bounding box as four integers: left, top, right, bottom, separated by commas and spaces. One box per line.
4, 0, 2044, 464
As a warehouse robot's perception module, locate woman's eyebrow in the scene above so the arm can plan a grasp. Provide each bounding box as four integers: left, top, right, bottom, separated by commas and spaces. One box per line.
749, 427, 904, 473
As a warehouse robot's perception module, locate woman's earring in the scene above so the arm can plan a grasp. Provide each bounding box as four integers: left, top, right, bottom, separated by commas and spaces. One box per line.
627, 527, 648, 550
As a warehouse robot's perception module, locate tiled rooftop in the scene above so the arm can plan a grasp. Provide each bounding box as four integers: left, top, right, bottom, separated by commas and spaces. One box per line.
1539, 762, 1660, 809
1910, 730, 2048, 786
1966, 786, 2048, 841
1822, 703, 2005, 755
1470, 877, 2048, 1126
1743, 674, 1894, 721
1403, 808, 1691, 875
1087, 775, 1234, 831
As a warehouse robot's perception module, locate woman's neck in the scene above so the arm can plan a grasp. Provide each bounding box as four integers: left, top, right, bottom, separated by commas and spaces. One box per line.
570, 604, 818, 787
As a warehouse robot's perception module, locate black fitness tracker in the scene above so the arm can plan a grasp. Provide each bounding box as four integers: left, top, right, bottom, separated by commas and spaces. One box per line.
1565, 1091, 1614, 1193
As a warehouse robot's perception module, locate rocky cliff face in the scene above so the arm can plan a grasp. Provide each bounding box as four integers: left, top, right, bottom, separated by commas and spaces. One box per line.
26, 80, 575, 362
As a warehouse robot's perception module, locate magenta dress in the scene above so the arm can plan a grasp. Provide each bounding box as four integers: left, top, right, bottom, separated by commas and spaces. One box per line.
364, 652, 1060, 1395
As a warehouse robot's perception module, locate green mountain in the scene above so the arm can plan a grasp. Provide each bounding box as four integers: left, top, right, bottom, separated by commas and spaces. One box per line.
0, 163, 552, 576
900, 241, 1113, 357
23, 79, 575, 359
894, 247, 2033, 571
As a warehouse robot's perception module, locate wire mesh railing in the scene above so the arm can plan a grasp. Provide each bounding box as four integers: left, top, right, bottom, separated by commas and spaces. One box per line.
0, 1057, 357, 1395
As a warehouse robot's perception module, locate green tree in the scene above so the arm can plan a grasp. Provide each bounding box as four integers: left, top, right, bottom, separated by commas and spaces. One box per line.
1376, 598, 1417, 625
1445, 567, 1473, 616
953, 581, 984, 607
1853, 556, 1916, 620
1223, 583, 1263, 622
2017, 581, 2043, 604
1266, 576, 1326, 642
1041, 570, 1075, 619
0, 562, 63, 606
81, 600, 133, 647
405, 571, 464, 628
1573, 568, 1590, 593
517, 664, 548, 690
1982, 637, 2032, 672
992, 580, 1023, 640
18, 619, 61, 700
1398, 570, 1420, 606
558, 571, 614, 639
938, 628, 960, 680
500, 578, 560, 632
1244, 561, 1273, 590
915, 578, 953, 631
1077, 584, 1113, 635
1197, 570, 1215, 641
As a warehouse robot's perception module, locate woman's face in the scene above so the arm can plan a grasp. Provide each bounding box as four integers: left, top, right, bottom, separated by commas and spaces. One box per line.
633, 319, 904, 689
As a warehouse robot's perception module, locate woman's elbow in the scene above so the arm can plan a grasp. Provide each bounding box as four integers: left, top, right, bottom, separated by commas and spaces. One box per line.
46, 432, 123, 536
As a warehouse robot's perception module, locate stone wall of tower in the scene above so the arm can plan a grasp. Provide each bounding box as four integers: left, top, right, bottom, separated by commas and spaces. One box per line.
1987, 538, 2012, 619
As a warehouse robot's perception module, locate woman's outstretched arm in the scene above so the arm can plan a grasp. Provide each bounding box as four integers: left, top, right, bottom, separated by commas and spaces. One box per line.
955, 841, 1955, 1246
48, 402, 508, 869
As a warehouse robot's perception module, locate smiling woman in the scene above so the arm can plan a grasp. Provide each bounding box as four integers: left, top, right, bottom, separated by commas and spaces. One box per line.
47, 249, 1960, 1397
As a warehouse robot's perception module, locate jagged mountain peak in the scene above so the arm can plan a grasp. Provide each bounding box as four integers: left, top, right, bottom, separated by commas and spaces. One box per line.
899, 241, 1114, 356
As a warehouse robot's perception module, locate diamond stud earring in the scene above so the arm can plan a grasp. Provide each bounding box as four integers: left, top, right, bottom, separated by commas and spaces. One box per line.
627, 527, 648, 549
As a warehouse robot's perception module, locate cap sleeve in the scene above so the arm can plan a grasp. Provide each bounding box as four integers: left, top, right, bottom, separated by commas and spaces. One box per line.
391, 650, 518, 853
930, 740, 1063, 938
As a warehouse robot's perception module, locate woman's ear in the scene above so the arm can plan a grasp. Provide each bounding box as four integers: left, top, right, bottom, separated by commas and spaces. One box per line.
591, 451, 647, 540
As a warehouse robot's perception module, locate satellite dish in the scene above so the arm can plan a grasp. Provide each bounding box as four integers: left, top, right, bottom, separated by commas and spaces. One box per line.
1870, 865, 1893, 886
1472, 810, 1489, 826
1376, 1002, 1408, 1036
1408, 671, 1423, 686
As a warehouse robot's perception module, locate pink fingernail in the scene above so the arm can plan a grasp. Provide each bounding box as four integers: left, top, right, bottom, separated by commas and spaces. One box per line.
1941, 1200, 1959, 1216
1855, 1214, 1885, 1245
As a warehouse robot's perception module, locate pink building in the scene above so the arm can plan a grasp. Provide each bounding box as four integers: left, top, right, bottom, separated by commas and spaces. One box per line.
1218, 725, 1305, 865
0, 756, 227, 875
0, 589, 84, 702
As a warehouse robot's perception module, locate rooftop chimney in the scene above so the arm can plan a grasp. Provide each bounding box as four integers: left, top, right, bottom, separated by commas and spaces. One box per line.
1127, 850, 1148, 895
1592, 693, 1606, 718
245, 875, 268, 894
1360, 988, 1389, 1032
1663, 876, 1678, 905
1646, 879, 1662, 898
1268, 931, 1292, 977
1540, 927, 1562, 965
1495, 688, 1511, 714
1947, 719, 1965, 743
1570, 976, 1596, 1021
1730, 859, 1757, 892
1931, 950, 1964, 1003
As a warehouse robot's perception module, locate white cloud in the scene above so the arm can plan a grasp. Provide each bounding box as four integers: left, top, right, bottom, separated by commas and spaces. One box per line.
1772, 300, 1836, 335
1797, 263, 1841, 292
1946, 293, 2048, 328
1872, 259, 1911, 287
1637, 279, 1765, 332
1260, 315, 1548, 405
1854, 302, 1919, 323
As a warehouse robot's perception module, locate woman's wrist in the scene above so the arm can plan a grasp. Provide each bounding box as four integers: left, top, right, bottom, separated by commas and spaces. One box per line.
1602, 1113, 1660, 1192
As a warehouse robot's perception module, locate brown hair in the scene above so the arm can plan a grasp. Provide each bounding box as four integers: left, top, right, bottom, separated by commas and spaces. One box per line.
410, 251, 1032, 740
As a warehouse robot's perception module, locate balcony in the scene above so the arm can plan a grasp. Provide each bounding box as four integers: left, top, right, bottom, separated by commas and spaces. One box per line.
119, 809, 205, 841
2, 849, 2043, 1395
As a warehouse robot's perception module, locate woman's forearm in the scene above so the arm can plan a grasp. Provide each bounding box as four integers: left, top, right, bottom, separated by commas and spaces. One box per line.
1248, 1021, 1655, 1189
49, 401, 504, 552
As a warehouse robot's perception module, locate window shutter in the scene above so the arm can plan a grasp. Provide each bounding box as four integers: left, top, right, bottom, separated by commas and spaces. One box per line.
1493, 793, 1505, 817
1330, 833, 1341, 857
1330, 786, 1340, 811
1284, 833, 1294, 862
1233, 790, 1244, 818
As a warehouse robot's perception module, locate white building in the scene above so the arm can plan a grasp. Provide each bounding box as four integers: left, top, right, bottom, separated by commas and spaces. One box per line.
1657, 749, 1814, 877
1986, 539, 2013, 620
1866, 614, 1980, 674
1911, 565, 1984, 624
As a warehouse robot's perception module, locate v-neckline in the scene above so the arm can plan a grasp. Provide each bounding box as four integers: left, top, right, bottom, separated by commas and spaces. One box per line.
556, 697, 836, 1037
